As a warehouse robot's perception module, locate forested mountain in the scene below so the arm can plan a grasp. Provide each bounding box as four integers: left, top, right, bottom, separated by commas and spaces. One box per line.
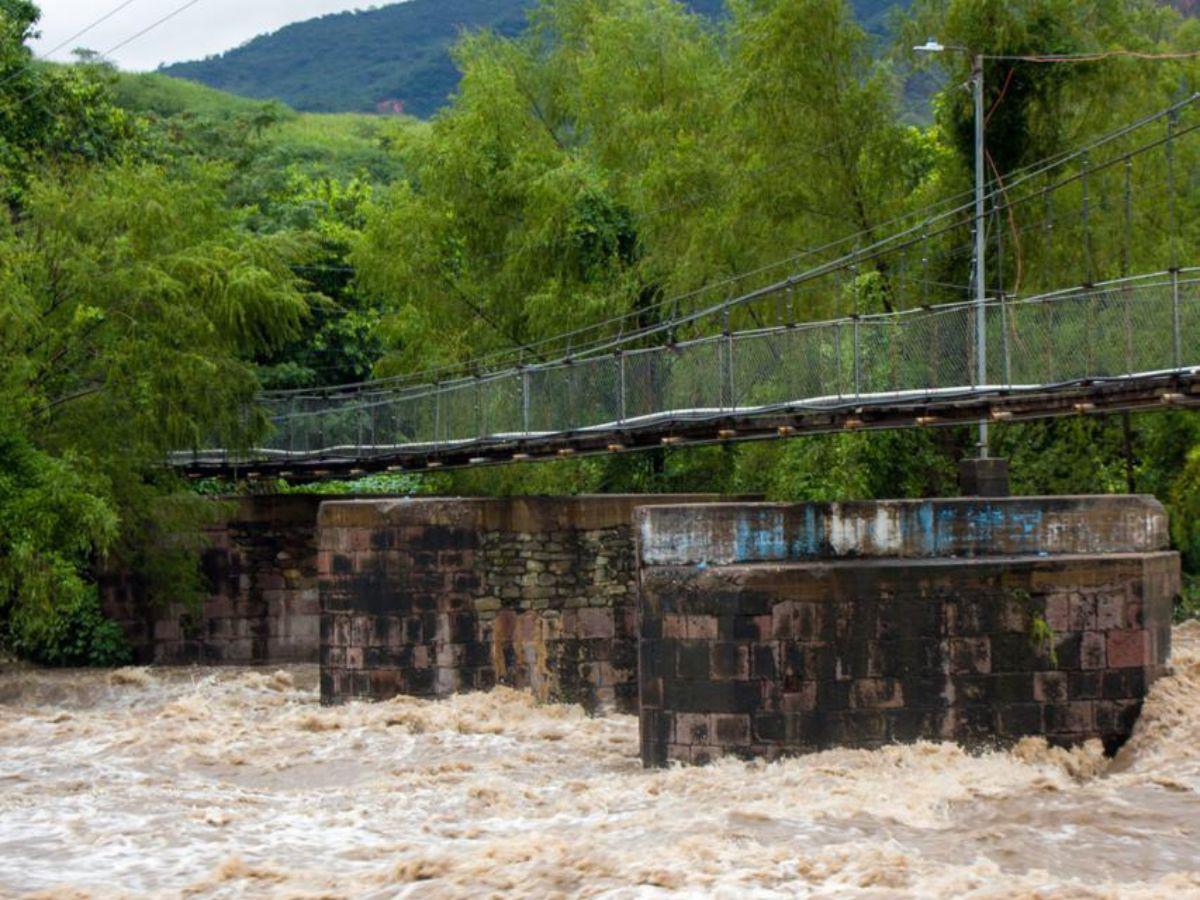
162, 0, 904, 117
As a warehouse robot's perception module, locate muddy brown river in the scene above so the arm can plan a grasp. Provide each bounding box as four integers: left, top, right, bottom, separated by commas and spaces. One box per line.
2, 624, 1200, 897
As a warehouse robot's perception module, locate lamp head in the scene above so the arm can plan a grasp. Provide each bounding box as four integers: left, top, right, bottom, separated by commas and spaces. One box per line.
913, 38, 945, 53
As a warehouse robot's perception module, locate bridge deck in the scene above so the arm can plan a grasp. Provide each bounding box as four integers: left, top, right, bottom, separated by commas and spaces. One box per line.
178, 373, 1200, 479
176, 276, 1200, 480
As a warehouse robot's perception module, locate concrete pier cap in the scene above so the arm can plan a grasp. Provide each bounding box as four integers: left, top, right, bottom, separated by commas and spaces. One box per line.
636, 496, 1170, 566
635, 496, 1179, 767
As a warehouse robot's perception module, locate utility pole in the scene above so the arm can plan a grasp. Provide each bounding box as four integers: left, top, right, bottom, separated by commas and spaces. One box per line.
915, 40, 989, 460
972, 52, 988, 459
915, 39, 1009, 495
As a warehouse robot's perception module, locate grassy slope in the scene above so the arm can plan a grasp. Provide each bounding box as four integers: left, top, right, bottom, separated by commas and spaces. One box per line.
111, 70, 267, 117
113, 71, 412, 181
160, 0, 904, 118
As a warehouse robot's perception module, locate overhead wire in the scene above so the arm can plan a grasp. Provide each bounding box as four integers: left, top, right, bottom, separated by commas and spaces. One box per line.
0, 0, 144, 90
267, 95, 1198, 399
4, 0, 209, 108
988, 49, 1200, 63
104, 0, 206, 58
42, 0, 146, 56
278, 91, 1198, 393
285, 93, 1195, 400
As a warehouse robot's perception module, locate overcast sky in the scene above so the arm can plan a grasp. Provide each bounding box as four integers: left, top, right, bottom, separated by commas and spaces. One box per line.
30, 0, 387, 71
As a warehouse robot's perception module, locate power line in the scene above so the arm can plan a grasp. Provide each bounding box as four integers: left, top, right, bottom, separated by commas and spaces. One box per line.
102, 0, 205, 58
38, 0, 146, 59
0, 0, 144, 91
267, 94, 1199, 399
5, 0, 209, 109
988, 49, 1200, 63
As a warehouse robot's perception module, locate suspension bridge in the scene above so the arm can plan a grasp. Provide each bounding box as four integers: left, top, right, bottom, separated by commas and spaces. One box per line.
176, 97, 1200, 481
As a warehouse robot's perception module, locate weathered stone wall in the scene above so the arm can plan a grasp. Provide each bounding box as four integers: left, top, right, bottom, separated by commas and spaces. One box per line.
319, 496, 740, 711
636, 497, 1179, 767
102, 495, 325, 664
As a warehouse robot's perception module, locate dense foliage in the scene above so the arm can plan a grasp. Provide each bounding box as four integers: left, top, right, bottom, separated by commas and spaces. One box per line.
159, 0, 900, 118
0, 2, 339, 660
3, 0, 1200, 662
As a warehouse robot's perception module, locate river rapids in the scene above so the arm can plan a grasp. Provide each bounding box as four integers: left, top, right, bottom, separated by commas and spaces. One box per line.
2, 624, 1200, 898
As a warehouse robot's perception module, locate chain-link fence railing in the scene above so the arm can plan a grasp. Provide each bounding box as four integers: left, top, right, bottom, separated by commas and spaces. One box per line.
178, 274, 1200, 468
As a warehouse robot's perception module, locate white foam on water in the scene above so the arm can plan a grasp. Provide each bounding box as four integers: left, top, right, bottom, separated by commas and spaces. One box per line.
1, 628, 1199, 897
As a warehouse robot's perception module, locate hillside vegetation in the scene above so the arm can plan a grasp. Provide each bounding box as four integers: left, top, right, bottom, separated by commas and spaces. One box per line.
113, 71, 410, 182
161, 0, 902, 117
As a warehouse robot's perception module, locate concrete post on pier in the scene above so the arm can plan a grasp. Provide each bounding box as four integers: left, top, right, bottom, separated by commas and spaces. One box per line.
959, 457, 1010, 497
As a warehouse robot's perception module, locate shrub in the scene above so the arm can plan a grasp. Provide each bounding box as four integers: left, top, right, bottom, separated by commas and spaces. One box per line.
6, 587, 132, 668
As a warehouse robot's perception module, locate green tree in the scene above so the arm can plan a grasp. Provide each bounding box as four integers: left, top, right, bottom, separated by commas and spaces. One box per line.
713, 0, 929, 318
0, 156, 307, 658
354, 0, 729, 375
903, 0, 1186, 175
0, 1, 139, 202
900, 0, 1198, 296
251, 174, 384, 388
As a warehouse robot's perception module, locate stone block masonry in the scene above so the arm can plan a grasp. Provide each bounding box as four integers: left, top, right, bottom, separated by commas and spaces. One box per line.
102, 495, 324, 664
319, 495, 741, 712
636, 497, 1179, 767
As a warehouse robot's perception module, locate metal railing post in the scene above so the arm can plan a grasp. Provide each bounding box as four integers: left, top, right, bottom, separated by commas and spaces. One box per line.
928, 312, 939, 391
433, 383, 442, 452
719, 345, 731, 413
995, 298, 1007, 389
1123, 158, 1135, 376
1124, 285, 1134, 377
522, 367, 531, 436
1173, 268, 1183, 370
834, 321, 843, 398
722, 303, 733, 411
970, 301, 979, 390
475, 375, 484, 441
616, 352, 626, 426
1167, 109, 1182, 371
853, 316, 861, 399
727, 334, 736, 412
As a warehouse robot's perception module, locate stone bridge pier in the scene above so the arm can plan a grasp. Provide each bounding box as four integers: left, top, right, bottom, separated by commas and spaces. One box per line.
635, 497, 1178, 766
317, 495, 740, 712
103, 492, 1180, 766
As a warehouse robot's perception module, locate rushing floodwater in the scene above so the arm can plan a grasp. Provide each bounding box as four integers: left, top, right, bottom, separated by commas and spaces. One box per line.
2, 626, 1200, 898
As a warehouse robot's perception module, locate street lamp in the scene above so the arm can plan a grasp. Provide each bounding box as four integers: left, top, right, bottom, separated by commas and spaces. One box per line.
914, 39, 989, 459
